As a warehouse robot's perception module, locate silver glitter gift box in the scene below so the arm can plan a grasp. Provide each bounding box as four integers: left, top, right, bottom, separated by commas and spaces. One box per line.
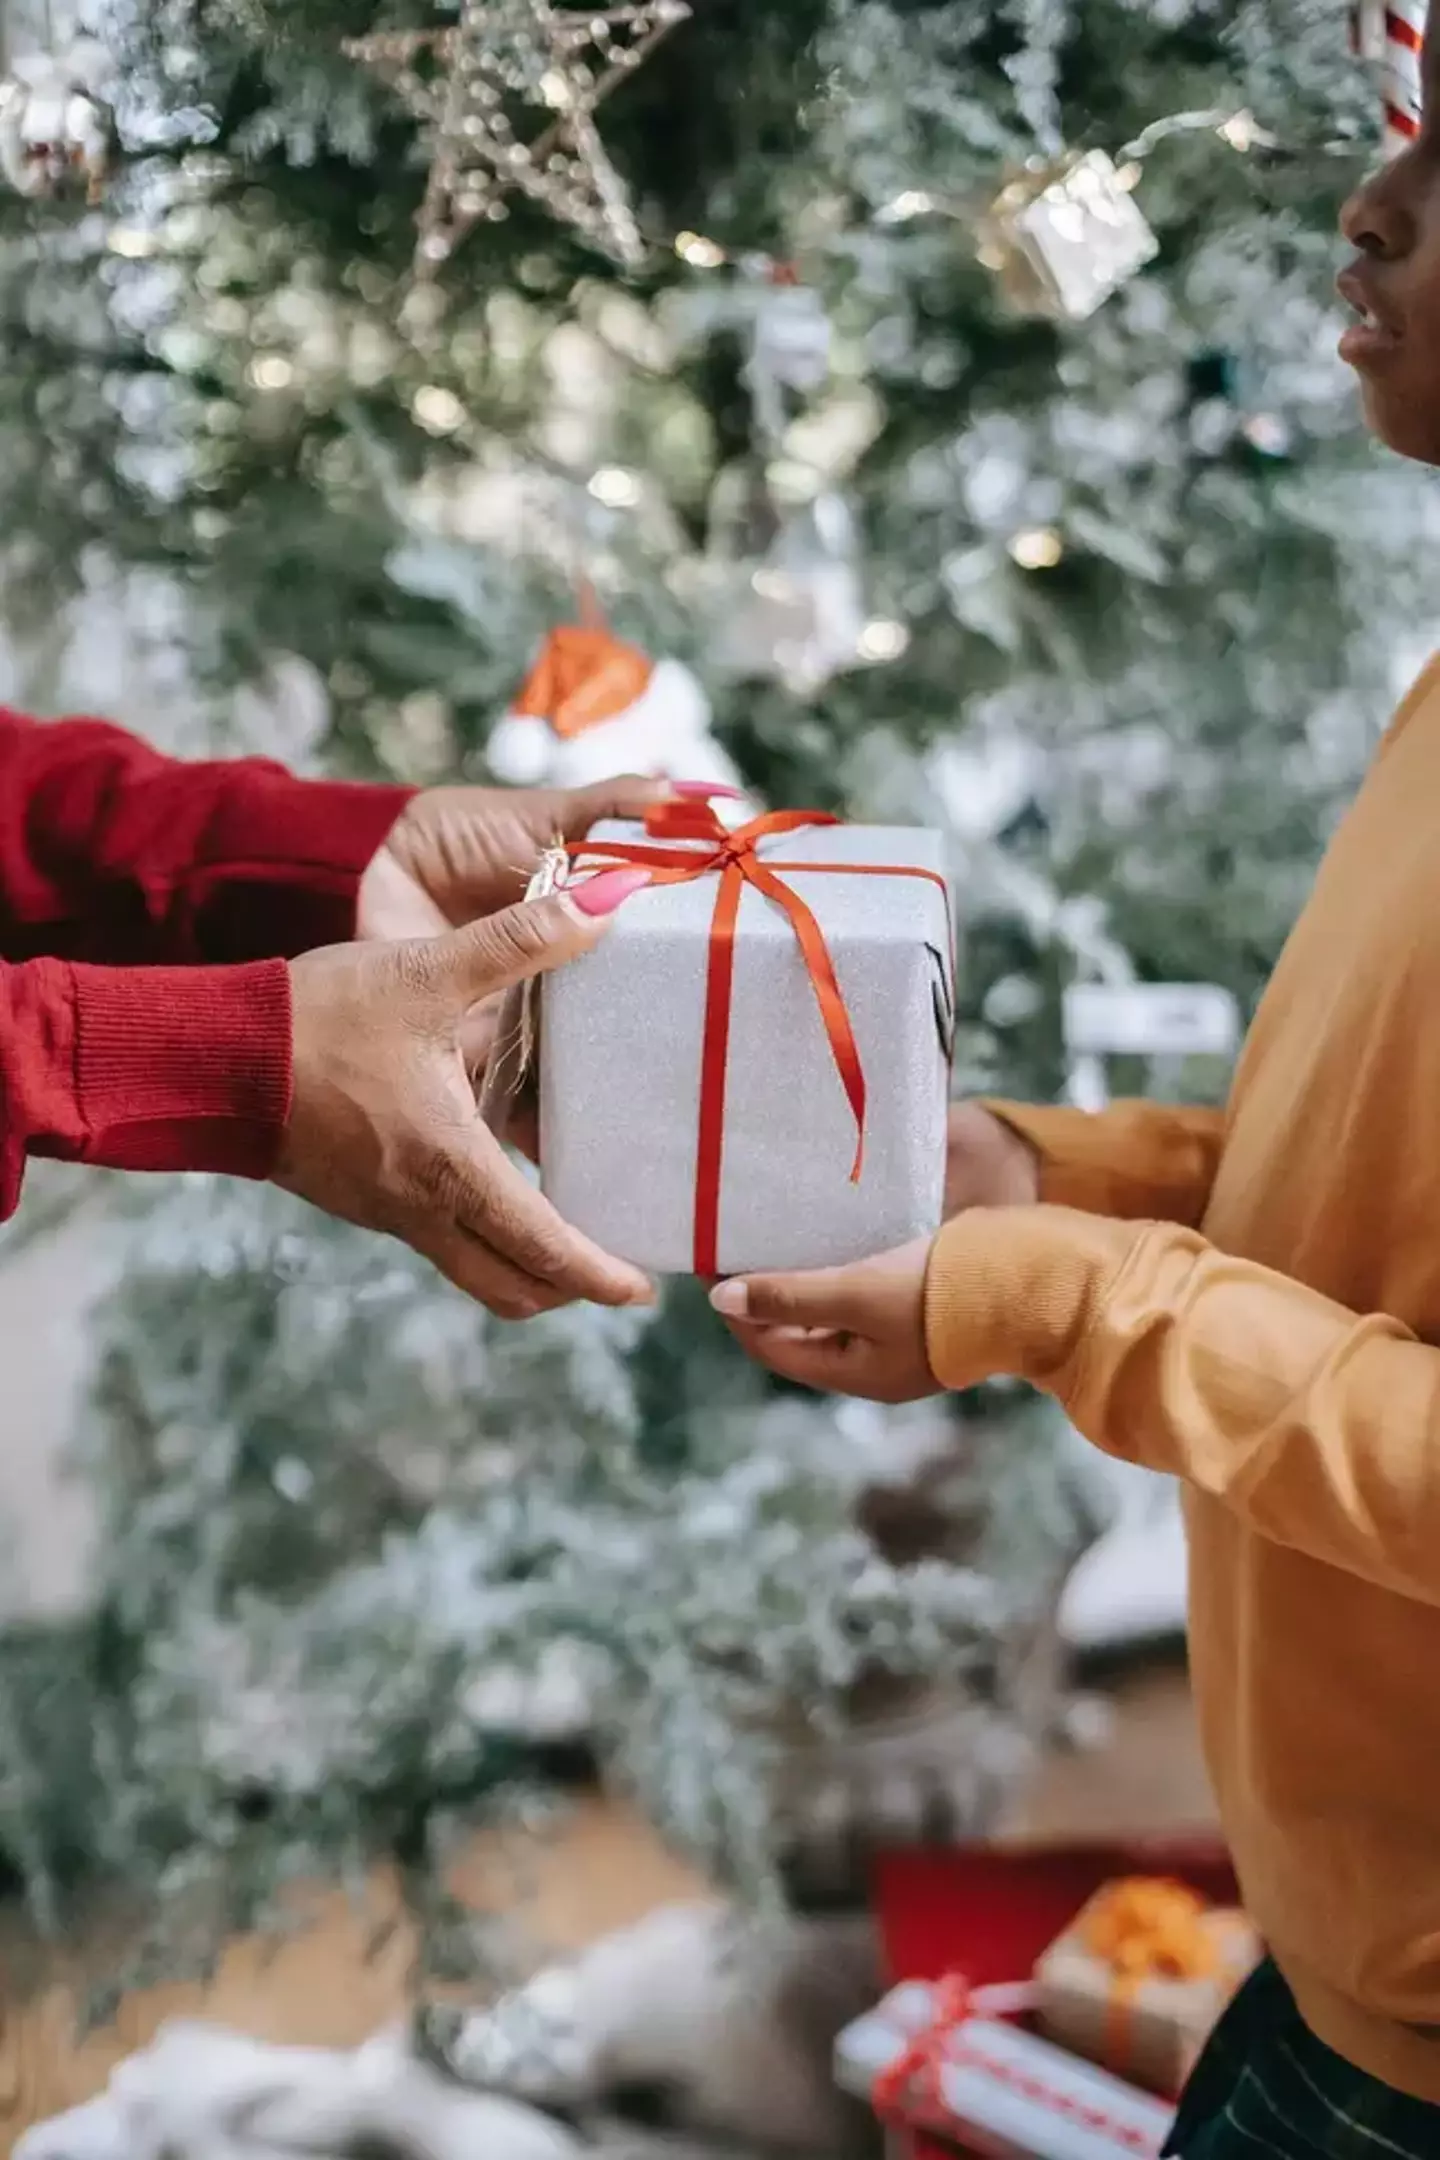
538, 816, 954, 1277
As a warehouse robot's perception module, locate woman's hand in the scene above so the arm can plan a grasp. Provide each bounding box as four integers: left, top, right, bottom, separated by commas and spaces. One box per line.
275, 867, 654, 1318
355, 776, 671, 940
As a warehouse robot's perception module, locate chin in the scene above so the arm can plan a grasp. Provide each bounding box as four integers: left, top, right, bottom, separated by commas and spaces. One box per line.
1362, 381, 1440, 466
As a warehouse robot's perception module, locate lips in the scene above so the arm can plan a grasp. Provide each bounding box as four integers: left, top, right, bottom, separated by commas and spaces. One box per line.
1336, 265, 1403, 366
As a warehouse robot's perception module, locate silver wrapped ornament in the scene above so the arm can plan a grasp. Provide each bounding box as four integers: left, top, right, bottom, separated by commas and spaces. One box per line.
744, 267, 834, 440
709, 472, 872, 697
976, 148, 1158, 322
0, 43, 112, 204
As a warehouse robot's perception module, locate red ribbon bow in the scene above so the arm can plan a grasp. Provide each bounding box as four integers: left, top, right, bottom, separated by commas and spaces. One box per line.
571, 797, 948, 1277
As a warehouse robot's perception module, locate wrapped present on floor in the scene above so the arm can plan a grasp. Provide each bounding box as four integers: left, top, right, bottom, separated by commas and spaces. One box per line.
836, 1974, 1176, 2159
533, 798, 955, 1277
1034, 1879, 1260, 2097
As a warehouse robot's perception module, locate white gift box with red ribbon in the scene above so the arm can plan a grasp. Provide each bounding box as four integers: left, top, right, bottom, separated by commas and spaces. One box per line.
835, 1978, 1176, 2160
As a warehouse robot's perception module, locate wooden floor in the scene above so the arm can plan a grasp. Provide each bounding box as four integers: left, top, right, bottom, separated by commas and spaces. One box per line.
0, 1656, 1213, 2152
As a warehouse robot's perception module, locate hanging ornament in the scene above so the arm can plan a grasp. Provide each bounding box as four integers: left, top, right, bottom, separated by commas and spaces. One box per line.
744, 260, 834, 441
486, 611, 752, 811
0, 39, 113, 204
702, 256, 896, 696
343, 1, 691, 278
975, 149, 1158, 323
1352, 0, 1426, 157
708, 474, 874, 698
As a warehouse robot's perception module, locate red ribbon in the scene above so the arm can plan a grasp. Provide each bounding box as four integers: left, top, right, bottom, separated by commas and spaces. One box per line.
871, 1973, 1167, 2156
571, 798, 950, 1278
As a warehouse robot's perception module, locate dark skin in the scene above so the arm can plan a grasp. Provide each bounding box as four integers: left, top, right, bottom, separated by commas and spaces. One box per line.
715, 90, 1440, 1400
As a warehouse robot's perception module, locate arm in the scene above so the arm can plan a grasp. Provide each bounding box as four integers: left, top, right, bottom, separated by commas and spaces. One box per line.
980, 1098, 1226, 1228
0, 954, 291, 1217
925, 1206, 1440, 1606
0, 709, 411, 967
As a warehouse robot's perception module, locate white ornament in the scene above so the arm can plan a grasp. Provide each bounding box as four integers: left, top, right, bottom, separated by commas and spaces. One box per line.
978, 148, 1158, 322
712, 489, 871, 697
745, 273, 833, 441
0, 42, 112, 203
488, 637, 752, 818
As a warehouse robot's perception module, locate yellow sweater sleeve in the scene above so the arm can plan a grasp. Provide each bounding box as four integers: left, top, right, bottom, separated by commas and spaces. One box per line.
982, 1098, 1225, 1226
924, 1205, 1440, 1604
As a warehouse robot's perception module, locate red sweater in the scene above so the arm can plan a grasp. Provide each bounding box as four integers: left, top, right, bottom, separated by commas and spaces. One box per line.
0, 709, 411, 1218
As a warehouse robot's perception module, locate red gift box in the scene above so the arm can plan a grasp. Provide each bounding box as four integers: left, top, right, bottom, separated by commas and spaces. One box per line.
868, 1837, 1237, 2158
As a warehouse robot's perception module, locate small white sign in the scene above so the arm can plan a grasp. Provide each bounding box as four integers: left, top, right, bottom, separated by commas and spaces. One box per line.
1063, 983, 1240, 1060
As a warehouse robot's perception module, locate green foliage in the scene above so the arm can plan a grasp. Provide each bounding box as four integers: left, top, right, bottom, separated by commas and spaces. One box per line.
0, 0, 1430, 1981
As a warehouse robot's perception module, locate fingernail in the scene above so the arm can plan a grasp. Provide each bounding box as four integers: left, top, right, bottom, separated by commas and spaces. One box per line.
673, 781, 747, 800
570, 867, 653, 918
710, 1280, 749, 1318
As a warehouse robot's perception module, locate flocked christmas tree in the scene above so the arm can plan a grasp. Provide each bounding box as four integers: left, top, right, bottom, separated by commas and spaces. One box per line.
0, 0, 1435, 1989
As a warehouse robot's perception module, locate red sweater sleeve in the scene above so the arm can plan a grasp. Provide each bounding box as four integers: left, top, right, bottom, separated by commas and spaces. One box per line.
0, 708, 411, 965
0, 711, 414, 1220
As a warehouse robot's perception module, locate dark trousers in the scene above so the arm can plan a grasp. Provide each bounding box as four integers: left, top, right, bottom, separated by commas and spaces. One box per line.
1166, 1958, 1440, 2158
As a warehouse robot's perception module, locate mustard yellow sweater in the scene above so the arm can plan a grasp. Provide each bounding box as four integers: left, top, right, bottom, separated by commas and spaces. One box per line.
925, 655, 1440, 2102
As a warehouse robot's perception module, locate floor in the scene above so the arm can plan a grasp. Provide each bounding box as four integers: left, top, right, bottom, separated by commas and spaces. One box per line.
0, 1653, 1213, 2151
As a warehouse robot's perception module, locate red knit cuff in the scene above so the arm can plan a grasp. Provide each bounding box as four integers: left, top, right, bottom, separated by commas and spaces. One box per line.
69, 958, 293, 1179
186, 776, 416, 962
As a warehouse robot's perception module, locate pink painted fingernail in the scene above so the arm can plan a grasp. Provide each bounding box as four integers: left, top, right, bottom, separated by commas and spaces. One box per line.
673, 780, 746, 800
570, 866, 653, 917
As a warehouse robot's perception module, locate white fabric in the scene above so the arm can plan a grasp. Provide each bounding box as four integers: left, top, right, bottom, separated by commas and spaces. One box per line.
15, 2021, 582, 2160
17, 1903, 876, 2160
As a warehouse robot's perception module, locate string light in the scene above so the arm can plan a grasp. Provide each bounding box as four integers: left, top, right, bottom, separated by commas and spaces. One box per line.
588, 466, 643, 508
1009, 527, 1064, 570
674, 230, 726, 268
106, 226, 158, 259
858, 618, 910, 661
248, 354, 294, 391
411, 385, 467, 435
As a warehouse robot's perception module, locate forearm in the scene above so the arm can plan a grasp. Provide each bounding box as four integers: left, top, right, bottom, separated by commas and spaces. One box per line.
0, 710, 411, 966
982, 1098, 1226, 1227
925, 1205, 1440, 1606
0, 955, 292, 1218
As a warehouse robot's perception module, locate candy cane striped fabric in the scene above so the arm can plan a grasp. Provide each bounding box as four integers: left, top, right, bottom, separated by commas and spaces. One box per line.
1353, 0, 1427, 157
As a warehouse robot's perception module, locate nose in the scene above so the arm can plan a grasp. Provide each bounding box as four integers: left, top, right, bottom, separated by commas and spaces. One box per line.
1340, 156, 1417, 261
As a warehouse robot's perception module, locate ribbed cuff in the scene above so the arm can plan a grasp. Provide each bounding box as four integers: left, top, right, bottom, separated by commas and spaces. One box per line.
70, 957, 293, 1179
923, 1203, 1145, 1398
980, 1096, 1215, 1222
188, 776, 416, 961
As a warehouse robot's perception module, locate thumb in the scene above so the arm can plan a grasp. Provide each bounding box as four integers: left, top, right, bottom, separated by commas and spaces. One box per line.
709, 1266, 863, 1331
429, 869, 651, 1006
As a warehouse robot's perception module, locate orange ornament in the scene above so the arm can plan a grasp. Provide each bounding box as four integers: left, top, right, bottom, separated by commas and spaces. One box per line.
510, 625, 656, 742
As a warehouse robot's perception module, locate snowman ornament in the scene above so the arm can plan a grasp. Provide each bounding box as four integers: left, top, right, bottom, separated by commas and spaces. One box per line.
0, 42, 113, 203
487, 625, 753, 822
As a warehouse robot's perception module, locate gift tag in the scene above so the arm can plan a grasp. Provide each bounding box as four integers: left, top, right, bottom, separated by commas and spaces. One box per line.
476, 843, 568, 1146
